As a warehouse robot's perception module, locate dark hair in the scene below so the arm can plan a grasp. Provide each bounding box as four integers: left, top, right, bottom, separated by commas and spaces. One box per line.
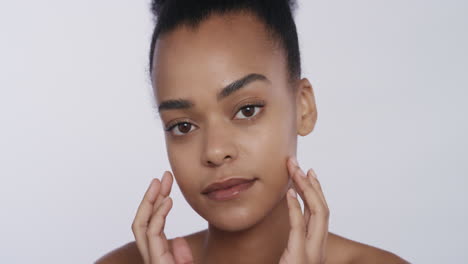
148, 0, 301, 83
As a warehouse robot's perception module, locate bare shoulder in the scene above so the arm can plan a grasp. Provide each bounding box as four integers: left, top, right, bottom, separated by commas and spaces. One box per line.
326, 232, 410, 264
94, 241, 143, 264
93, 231, 202, 264
94, 231, 409, 264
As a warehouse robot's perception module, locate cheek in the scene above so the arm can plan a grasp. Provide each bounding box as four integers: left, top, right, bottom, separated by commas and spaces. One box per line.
166, 144, 200, 195
232, 120, 293, 213
259, 109, 297, 187
251, 106, 296, 171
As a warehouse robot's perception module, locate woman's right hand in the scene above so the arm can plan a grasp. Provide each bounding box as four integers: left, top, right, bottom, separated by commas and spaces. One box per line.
131, 171, 194, 264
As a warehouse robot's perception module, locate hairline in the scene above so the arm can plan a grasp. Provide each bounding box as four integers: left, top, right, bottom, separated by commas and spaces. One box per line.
149, 8, 300, 85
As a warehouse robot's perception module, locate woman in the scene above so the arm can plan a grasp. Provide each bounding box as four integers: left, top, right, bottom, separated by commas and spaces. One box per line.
97, 0, 409, 263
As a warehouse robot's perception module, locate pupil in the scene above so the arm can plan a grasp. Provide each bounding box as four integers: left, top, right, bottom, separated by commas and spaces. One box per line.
179, 123, 191, 133
242, 107, 254, 117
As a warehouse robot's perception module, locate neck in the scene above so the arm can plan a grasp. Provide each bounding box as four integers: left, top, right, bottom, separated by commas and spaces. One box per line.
201, 195, 290, 264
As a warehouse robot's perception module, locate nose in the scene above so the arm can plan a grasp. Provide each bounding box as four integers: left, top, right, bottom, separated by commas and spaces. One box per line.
201, 121, 238, 167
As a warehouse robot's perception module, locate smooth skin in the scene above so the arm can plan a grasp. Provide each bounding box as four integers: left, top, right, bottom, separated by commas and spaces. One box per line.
96, 10, 409, 264
281, 159, 329, 264
96, 159, 409, 264
131, 156, 328, 264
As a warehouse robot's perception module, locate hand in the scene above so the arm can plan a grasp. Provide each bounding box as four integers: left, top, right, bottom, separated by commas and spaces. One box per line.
131, 171, 194, 264
279, 157, 330, 264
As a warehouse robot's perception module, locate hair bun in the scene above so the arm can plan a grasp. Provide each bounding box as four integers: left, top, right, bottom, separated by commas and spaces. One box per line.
287, 0, 298, 13
151, 0, 297, 16
151, 0, 167, 16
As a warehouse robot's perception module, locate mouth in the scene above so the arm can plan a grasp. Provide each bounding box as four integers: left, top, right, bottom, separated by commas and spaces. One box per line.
202, 178, 257, 201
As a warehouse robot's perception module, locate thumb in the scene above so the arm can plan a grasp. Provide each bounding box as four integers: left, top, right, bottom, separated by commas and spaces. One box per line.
172, 237, 194, 264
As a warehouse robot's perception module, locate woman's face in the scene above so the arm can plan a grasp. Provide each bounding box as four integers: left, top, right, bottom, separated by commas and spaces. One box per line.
152, 12, 301, 231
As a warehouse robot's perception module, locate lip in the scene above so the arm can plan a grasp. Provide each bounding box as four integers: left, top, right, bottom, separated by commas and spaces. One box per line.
202, 178, 257, 201
202, 178, 256, 193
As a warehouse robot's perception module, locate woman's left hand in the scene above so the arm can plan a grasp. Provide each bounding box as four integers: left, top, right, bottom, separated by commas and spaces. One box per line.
279, 156, 330, 264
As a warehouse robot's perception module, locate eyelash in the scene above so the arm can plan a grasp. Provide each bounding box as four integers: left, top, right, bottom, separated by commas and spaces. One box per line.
164, 101, 266, 136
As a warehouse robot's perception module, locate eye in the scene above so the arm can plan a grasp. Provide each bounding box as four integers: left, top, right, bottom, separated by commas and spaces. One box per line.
234, 103, 265, 120
164, 101, 265, 137
165, 121, 197, 136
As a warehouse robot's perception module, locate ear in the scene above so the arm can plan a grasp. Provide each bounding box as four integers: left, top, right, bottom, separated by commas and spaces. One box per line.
295, 78, 317, 136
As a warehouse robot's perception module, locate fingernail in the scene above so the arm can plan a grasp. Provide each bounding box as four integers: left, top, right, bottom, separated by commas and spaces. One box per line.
150, 178, 158, 188
308, 169, 317, 178
288, 188, 297, 198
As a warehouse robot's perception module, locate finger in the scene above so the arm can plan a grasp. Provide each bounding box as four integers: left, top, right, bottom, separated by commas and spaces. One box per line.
131, 178, 161, 264
291, 178, 311, 225
147, 196, 174, 262
288, 157, 312, 225
287, 159, 328, 243
286, 188, 306, 258
304, 201, 311, 225
306, 168, 330, 253
297, 172, 329, 263
154, 171, 174, 212
294, 170, 325, 238
287, 158, 316, 207
307, 212, 329, 264
307, 168, 329, 209
161, 171, 174, 197
153, 176, 172, 256
149, 171, 174, 260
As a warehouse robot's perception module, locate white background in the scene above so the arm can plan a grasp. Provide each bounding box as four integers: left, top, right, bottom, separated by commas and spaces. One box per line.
0, 0, 467, 263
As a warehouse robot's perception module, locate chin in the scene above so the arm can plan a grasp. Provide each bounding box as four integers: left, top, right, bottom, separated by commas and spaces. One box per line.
208, 211, 264, 232
195, 203, 267, 232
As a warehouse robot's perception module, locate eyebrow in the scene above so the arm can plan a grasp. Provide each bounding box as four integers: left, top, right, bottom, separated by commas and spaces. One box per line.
157, 73, 269, 113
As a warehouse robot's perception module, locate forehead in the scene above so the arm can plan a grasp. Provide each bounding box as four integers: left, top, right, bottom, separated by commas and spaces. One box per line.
152, 11, 288, 104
